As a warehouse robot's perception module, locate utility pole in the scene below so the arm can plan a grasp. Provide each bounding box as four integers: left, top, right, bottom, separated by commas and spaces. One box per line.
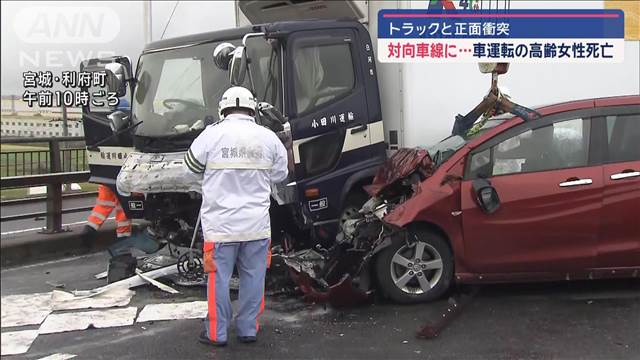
143, 0, 153, 44
61, 103, 68, 137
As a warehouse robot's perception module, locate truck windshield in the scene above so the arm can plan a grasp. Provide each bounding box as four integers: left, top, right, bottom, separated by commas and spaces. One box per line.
132, 38, 280, 137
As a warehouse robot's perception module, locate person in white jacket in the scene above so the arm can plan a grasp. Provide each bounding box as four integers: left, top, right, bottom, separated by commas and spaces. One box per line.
184, 86, 288, 347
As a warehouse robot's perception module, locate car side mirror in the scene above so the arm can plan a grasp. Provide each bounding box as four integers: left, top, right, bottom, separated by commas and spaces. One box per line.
108, 110, 130, 133
105, 62, 128, 97
472, 178, 500, 214
229, 46, 247, 86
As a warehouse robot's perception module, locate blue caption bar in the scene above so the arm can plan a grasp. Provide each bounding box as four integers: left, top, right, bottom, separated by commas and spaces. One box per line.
378, 9, 625, 39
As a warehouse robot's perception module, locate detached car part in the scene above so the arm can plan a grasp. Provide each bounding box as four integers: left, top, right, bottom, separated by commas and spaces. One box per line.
284, 148, 455, 305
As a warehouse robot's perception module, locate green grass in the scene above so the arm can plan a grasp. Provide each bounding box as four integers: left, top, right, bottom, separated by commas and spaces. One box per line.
0, 144, 48, 152
1, 146, 88, 177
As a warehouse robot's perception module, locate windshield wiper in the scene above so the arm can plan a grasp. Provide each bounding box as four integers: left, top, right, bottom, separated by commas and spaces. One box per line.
87, 120, 143, 151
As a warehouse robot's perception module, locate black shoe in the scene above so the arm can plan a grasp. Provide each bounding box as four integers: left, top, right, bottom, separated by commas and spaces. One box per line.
198, 331, 227, 347
237, 336, 257, 344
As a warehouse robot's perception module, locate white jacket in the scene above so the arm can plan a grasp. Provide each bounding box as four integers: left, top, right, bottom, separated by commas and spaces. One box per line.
185, 113, 288, 243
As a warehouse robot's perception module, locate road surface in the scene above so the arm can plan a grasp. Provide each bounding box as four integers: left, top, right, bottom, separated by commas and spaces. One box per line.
1, 252, 639, 359
1, 195, 96, 235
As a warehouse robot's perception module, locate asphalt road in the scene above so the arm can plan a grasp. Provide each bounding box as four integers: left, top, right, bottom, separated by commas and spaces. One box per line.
0, 196, 96, 235
1, 252, 639, 359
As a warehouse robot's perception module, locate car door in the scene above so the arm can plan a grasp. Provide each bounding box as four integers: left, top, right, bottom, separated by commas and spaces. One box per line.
80, 56, 134, 184
597, 106, 640, 267
461, 111, 601, 274
80, 56, 144, 219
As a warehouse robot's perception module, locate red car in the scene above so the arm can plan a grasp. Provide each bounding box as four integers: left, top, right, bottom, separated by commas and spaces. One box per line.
286, 95, 640, 304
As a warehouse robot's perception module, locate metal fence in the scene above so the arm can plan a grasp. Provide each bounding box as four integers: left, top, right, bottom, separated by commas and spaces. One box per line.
0, 147, 87, 177
1, 136, 92, 233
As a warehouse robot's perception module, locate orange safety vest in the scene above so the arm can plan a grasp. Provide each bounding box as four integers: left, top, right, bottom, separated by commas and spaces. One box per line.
87, 185, 132, 238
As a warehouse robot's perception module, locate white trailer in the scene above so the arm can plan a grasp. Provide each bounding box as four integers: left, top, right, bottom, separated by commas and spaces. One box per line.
236, 0, 639, 147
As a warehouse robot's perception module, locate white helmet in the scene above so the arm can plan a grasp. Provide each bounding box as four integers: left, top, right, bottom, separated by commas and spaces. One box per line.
218, 86, 256, 120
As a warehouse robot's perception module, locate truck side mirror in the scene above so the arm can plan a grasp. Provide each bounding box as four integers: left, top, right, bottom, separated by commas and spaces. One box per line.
108, 110, 130, 133
229, 46, 247, 86
258, 102, 287, 124
257, 102, 286, 132
213, 42, 236, 70
105, 62, 128, 97
472, 178, 500, 214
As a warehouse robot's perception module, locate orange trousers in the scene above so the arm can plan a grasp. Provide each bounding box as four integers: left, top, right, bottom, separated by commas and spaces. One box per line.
87, 185, 132, 238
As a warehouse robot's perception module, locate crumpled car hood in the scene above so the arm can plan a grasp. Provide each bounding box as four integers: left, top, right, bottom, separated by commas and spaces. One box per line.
364, 148, 434, 197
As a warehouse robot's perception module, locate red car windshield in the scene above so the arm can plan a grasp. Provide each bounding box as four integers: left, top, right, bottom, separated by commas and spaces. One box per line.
428, 117, 508, 166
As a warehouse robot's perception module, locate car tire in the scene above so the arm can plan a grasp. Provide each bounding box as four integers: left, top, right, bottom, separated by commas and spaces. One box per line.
375, 229, 453, 304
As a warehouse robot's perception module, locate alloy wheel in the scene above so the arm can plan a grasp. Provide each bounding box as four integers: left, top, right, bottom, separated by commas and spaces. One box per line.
389, 241, 443, 295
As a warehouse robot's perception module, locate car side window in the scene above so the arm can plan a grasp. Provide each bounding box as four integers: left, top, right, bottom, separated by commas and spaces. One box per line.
606, 114, 640, 162
469, 148, 491, 178
293, 43, 355, 115
491, 118, 591, 176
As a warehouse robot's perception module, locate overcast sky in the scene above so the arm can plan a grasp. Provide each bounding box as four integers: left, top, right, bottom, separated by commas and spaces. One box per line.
0, 1, 235, 95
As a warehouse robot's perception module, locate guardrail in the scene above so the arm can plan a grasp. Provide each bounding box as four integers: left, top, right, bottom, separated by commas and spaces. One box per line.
0, 147, 87, 176
0, 136, 93, 233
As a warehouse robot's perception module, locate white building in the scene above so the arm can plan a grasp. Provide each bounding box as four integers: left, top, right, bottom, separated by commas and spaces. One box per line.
0, 117, 83, 137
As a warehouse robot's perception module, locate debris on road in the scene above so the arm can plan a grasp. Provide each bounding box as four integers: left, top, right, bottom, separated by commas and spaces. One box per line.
39, 307, 138, 334
136, 301, 208, 322
135, 269, 180, 294
1, 292, 52, 327
416, 287, 479, 339
0, 329, 39, 356
51, 288, 134, 311
72, 264, 179, 298
45, 281, 66, 289
36, 353, 77, 360
94, 270, 108, 280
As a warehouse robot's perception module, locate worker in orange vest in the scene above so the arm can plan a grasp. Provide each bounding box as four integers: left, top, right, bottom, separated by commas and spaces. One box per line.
82, 185, 161, 282
82, 184, 132, 241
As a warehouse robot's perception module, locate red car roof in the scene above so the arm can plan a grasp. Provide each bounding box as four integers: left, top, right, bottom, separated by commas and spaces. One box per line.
536, 94, 640, 116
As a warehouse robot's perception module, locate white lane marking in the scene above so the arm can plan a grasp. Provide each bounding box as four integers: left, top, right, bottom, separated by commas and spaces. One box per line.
0, 292, 52, 328
1, 217, 115, 236
39, 307, 138, 334
0, 329, 39, 356
51, 288, 134, 311
136, 301, 208, 323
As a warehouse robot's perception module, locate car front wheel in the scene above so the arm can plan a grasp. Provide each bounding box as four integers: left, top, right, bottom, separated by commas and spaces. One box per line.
375, 229, 453, 304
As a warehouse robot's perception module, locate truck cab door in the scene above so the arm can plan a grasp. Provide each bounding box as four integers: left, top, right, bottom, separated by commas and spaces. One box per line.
285, 28, 386, 227
80, 56, 143, 218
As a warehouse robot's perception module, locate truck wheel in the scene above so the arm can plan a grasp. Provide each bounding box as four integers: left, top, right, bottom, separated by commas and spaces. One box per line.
375, 229, 453, 304
339, 191, 368, 230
